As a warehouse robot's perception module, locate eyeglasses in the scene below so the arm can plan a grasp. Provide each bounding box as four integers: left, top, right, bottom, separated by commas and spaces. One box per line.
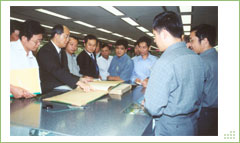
30, 39, 42, 46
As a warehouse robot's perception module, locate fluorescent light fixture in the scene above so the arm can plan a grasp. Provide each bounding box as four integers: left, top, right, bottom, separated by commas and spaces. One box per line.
82, 34, 87, 36
112, 33, 124, 37
74, 21, 96, 28
151, 46, 158, 50
97, 28, 112, 33
101, 6, 124, 16
137, 26, 149, 32
10, 17, 25, 22
183, 25, 191, 31
181, 15, 191, 24
129, 44, 134, 47
35, 9, 71, 20
70, 31, 81, 34
41, 24, 53, 29
179, 6, 192, 13
121, 17, 139, 26
130, 39, 136, 42
124, 37, 133, 40
108, 40, 116, 43
146, 32, 154, 37
184, 32, 190, 35
98, 37, 108, 41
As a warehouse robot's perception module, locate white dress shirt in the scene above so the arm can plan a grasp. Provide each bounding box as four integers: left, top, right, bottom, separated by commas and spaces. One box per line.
10, 39, 38, 70
97, 55, 113, 80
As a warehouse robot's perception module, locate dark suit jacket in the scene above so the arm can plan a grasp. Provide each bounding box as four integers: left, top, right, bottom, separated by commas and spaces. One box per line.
37, 42, 79, 93
76, 50, 99, 78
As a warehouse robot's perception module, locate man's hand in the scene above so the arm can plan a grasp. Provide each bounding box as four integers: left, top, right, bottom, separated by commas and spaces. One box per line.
76, 81, 94, 92
10, 85, 36, 99
141, 78, 149, 88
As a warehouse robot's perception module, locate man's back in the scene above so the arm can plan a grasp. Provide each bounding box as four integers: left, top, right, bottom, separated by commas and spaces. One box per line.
145, 42, 205, 116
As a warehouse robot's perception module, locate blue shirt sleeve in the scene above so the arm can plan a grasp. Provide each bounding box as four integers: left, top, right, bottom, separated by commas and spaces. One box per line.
119, 58, 134, 82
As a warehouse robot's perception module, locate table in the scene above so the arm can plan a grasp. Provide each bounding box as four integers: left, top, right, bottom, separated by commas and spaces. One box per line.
10, 86, 153, 136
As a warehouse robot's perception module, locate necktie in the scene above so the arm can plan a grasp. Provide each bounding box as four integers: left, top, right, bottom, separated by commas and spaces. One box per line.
90, 53, 99, 73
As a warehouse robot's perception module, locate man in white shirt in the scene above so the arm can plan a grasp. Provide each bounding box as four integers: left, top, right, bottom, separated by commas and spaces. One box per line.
97, 44, 113, 80
10, 20, 45, 98
65, 36, 81, 77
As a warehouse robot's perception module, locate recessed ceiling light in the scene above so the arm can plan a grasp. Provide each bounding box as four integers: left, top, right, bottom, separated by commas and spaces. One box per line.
10, 17, 25, 22
41, 24, 53, 29
35, 9, 71, 20
137, 26, 149, 32
183, 25, 191, 31
112, 33, 124, 37
121, 17, 139, 26
96, 28, 112, 33
184, 32, 190, 35
179, 6, 192, 13
70, 31, 81, 34
74, 21, 96, 28
146, 32, 154, 37
101, 6, 124, 16
181, 15, 191, 24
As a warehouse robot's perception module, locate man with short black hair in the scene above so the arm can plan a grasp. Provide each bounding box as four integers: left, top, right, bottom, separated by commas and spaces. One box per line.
131, 36, 157, 87
10, 20, 22, 42
65, 36, 81, 77
107, 39, 133, 82
190, 24, 218, 136
132, 41, 140, 59
37, 24, 91, 93
10, 20, 44, 98
76, 34, 99, 78
97, 44, 113, 80
144, 11, 205, 136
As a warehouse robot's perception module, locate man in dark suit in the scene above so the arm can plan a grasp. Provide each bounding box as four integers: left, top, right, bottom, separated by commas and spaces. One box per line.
37, 24, 91, 93
77, 34, 99, 79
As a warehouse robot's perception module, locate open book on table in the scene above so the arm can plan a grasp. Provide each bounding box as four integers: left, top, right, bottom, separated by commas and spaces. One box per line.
43, 80, 132, 106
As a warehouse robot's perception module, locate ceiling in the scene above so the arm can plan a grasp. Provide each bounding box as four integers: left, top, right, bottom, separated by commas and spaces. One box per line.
10, 6, 218, 47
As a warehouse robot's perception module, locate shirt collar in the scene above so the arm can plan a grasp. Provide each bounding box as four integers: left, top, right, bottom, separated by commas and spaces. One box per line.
85, 49, 94, 57
16, 39, 34, 58
163, 42, 186, 55
51, 40, 61, 54
200, 48, 216, 56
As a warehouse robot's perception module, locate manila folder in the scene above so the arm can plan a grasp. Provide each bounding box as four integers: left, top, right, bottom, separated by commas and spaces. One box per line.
10, 68, 41, 94
43, 88, 108, 106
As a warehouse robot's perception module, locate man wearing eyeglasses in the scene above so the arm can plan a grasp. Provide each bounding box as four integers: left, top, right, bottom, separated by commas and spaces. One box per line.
37, 24, 92, 93
10, 20, 45, 98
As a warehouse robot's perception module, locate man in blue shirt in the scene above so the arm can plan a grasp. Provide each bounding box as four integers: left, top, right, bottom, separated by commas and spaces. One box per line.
107, 39, 133, 82
190, 24, 218, 136
144, 11, 205, 136
131, 36, 157, 87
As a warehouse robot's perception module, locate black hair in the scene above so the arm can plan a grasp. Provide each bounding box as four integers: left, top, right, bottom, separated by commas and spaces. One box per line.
184, 35, 190, 43
84, 34, 97, 43
152, 11, 183, 38
70, 36, 79, 43
134, 42, 138, 47
10, 20, 22, 35
137, 36, 151, 47
101, 44, 110, 50
115, 39, 128, 49
191, 24, 217, 47
50, 24, 64, 39
19, 19, 45, 41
